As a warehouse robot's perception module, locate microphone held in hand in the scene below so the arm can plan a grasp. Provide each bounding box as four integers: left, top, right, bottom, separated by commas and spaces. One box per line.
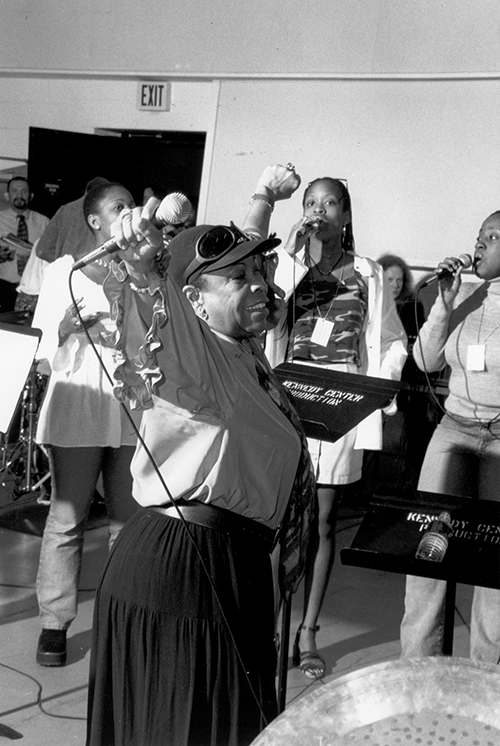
420, 253, 473, 288
154, 192, 192, 225
297, 218, 322, 238
72, 192, 192, 270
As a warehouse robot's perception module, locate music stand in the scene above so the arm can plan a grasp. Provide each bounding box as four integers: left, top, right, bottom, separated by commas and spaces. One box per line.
273, 363, 405, 711
340, 488, 500, 656
274, 363, 403, 442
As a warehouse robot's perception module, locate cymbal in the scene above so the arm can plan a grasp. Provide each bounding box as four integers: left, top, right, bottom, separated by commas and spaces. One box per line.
252, 657, 500, 745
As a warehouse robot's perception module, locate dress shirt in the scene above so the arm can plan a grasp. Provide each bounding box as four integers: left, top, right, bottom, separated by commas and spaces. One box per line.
0, 207, 49, 283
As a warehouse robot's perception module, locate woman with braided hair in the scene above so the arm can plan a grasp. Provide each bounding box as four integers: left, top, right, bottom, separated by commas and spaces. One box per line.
244, 164, 407, 679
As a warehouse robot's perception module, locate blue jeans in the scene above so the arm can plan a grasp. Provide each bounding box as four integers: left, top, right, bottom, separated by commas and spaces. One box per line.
36, 445, 138, 630
400, 413, 500, 663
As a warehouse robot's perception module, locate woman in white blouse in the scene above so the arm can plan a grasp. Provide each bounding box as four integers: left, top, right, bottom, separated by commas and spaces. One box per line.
33, 182, 140, 668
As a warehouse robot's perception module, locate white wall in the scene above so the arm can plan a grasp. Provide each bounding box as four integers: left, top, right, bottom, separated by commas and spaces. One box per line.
1, 1, 500, 280
1, 73, 500, 278
2, 0, 500, 76
207, 79, 500, 274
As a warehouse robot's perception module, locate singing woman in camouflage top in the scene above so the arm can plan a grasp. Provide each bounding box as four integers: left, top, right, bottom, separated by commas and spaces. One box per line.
244, 165, 407, 680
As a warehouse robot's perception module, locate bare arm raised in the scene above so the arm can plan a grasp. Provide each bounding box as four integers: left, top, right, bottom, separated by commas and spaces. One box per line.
242, 163, 301, 240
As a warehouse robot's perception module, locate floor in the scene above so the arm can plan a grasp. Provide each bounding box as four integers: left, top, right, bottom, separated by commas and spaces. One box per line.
0, 483, 474, 745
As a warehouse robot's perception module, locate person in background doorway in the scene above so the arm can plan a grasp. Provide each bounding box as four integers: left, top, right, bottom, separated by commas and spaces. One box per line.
0, 177, 49, 313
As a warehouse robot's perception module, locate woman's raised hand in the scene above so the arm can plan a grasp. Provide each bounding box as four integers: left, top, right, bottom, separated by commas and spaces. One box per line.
253, 164, 301, 202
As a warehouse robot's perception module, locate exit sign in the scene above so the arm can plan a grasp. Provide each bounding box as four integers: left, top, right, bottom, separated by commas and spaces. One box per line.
137, 81, 171, 111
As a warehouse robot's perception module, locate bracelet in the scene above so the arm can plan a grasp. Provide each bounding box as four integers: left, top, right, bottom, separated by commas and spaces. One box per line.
249, 193, 275, 211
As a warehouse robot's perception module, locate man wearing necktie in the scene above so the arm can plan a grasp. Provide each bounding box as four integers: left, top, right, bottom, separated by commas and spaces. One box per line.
0, 176, 49, 313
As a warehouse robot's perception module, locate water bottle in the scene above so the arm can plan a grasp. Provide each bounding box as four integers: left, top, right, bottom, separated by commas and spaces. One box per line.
415, 511, 453, 562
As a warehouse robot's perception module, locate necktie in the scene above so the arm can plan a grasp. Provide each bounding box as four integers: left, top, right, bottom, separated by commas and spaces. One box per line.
250, 343, 316, 601
16, 215, 29, 276
17, 214, 29, 241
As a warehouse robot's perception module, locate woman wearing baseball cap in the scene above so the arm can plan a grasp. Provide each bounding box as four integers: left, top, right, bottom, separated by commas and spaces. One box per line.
85, 201, 315, 746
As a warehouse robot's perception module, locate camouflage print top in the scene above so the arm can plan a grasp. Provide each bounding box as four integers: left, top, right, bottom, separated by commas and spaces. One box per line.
287, 252, 368, 365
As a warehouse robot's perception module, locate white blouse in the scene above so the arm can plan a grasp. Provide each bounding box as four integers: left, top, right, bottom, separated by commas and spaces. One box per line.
33, 255, 139, 448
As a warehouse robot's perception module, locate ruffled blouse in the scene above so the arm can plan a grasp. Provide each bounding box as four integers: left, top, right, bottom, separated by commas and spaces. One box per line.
101, 265, 302, 527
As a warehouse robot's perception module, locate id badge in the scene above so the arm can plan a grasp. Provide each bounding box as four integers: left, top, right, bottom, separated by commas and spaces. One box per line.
466, 344, 485, 371
311, 317, 334, 347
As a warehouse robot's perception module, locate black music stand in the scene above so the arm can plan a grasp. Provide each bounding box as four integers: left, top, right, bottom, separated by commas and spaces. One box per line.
273, 363, 405, 712
340, 488, 500, 656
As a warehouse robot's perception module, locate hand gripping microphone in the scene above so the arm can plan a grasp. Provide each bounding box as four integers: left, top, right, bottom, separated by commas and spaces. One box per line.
72, 192, 192, 270
297, 218, 322, 238
419, 254, 473, 288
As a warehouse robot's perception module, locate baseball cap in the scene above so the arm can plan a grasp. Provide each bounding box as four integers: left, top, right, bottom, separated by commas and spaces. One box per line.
167, 222, 281, 287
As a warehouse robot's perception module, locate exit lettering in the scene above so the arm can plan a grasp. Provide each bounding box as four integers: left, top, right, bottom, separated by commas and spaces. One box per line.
137, 82, 171, 111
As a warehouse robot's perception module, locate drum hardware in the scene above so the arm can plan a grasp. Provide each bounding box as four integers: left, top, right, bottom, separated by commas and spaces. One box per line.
0, 363, 50, 506
0, 310, 33, 326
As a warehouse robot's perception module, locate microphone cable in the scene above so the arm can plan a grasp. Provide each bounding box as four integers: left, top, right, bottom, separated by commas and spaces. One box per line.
414, 284, 452, 421
67, 267, 271, 727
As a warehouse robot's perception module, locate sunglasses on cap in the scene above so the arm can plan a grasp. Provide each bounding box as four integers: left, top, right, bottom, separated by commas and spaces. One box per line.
196, 223, 249, 260
185, 222, 277, 282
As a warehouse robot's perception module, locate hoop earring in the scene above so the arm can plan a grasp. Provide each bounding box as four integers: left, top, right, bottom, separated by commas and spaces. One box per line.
199, 308, 209, 321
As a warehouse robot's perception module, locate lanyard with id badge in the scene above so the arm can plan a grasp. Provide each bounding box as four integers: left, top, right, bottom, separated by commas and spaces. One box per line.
468, 304, 500, 372
309, 255, 347, 348
467, 345, 485, 372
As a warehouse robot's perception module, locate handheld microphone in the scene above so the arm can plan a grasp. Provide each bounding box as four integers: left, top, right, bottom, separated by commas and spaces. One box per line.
420, 254, 473, 288
72, 192, 192, 270
297, 218, 322, 238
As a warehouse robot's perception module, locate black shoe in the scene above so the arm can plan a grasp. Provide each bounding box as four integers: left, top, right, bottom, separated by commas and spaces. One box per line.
36, 629, 67, 667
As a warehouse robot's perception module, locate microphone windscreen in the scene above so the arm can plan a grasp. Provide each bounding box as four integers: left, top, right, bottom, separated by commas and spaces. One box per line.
156, 192, 192, 225
458, 253, 473, 269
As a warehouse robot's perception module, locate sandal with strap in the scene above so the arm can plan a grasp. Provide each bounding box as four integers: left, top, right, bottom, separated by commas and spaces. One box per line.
292, 624, 326, 680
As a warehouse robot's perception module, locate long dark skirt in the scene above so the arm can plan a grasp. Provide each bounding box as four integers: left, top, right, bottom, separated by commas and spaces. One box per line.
86, 507, 278, 746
